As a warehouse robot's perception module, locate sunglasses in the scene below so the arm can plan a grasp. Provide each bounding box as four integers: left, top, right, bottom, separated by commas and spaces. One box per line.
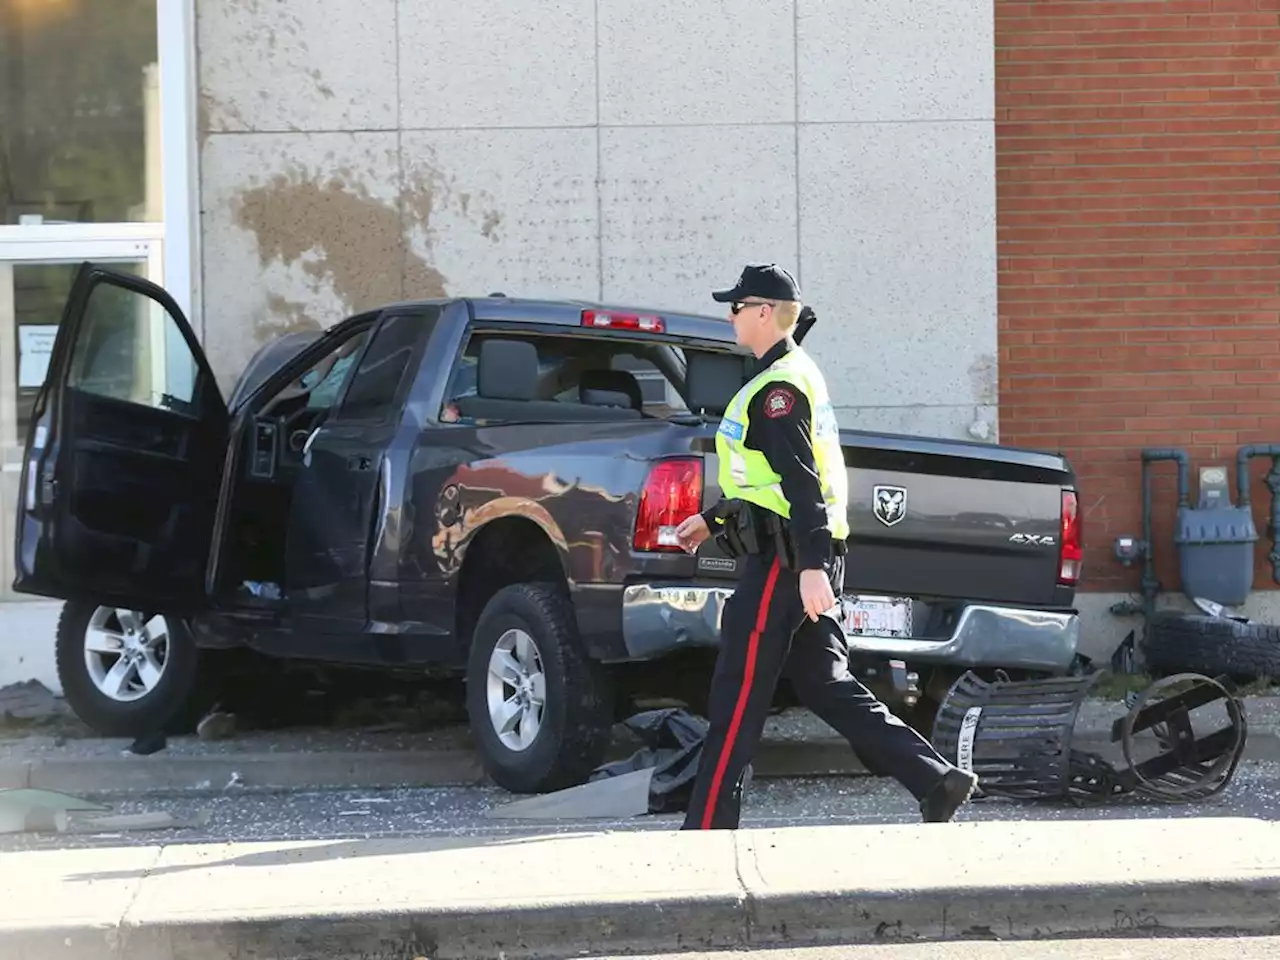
730, 300, 771, 315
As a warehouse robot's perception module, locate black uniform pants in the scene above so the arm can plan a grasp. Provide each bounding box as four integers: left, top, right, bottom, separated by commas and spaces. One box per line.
681, 549, 955, 831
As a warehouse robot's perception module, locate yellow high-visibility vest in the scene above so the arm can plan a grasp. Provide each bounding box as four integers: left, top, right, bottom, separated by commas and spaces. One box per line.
715, 345, 849, 540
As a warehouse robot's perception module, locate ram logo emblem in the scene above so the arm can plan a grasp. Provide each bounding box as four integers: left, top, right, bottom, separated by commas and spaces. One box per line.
873, 485, 906, 527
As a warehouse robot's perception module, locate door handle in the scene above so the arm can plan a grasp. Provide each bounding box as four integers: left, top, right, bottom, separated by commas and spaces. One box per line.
347, 455, 372, 471
301, 426, 321, 467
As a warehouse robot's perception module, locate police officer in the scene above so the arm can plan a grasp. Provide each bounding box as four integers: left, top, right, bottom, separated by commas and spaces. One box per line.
675, 263, 978, 831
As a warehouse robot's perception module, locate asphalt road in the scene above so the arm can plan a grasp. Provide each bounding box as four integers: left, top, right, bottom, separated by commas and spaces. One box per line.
4, 757, 1277, 851
585, 938, 1280, 959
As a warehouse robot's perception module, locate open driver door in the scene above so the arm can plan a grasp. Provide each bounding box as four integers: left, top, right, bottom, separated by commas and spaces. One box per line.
14, 263, 229, 616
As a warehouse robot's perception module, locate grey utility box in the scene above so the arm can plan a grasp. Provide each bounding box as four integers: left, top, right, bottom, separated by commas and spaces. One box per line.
1176, 465, 1258, 605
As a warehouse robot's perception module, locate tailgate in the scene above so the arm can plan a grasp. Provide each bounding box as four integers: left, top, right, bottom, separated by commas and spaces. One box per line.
844, 433, 1072, 607
698, 431, 1074, 607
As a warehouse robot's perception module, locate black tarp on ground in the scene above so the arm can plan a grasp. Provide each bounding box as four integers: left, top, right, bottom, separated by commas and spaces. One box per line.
587, 708, 709, 814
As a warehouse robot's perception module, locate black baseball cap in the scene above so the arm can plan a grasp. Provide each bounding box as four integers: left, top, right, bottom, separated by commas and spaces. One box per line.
712, 263, 801, 303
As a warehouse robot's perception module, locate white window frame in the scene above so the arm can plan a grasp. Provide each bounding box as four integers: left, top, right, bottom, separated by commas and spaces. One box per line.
0, 0, 198, 329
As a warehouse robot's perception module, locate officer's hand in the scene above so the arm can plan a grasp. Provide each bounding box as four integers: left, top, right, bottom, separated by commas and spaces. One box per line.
799, 568, 836, 622
676, 514, 710, 554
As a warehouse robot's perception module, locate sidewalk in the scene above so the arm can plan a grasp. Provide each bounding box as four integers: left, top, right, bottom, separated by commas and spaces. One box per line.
5, 817, 1279, 959
3, 696, 1276, 796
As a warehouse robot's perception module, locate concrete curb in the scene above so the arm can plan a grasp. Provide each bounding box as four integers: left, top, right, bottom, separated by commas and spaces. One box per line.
2, 730, 1276, 796
4, 819, 1280, 959
13, 885, 1279, 960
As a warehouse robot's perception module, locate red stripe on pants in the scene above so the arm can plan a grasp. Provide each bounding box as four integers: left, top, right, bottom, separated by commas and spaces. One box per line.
700, 554, 782, 830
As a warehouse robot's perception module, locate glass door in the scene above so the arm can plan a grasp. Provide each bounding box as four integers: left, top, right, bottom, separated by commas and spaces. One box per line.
0, 237, 159, 601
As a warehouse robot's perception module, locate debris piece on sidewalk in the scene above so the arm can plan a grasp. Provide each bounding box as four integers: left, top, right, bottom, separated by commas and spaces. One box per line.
71, 809, 213, 833
487, 708, 708, 820
197, 709, 237, 741
123, 732, 167, 756
486, 768, 654, 820
2, 786, 213, 834
0, 788, 108, 834
0, 680, 68, 724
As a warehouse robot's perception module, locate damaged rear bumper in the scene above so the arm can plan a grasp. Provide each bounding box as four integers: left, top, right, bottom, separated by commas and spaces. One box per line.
620, 582, 1079, 673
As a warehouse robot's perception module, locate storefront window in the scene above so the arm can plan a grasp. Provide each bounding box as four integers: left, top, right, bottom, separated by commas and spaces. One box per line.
0, 0, 160, 225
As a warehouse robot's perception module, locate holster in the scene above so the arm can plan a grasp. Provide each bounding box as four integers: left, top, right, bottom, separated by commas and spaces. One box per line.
712, 500, 798, 570
711, 500, 755, 558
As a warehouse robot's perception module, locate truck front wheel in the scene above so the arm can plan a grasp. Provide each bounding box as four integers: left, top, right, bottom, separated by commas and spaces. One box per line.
466, 582, 615, 794
55, 600, 206, 737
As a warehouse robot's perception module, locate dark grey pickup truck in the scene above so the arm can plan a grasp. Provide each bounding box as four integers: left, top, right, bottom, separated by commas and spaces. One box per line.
15, 264, 1083, 794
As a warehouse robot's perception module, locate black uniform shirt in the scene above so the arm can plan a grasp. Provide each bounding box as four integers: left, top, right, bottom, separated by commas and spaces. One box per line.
702, 338, 834, 572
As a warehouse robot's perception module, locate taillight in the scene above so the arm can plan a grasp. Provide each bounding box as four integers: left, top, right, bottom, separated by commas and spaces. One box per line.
634, 458, 703, 552
1059, 490, 1083, 585
582, 309, 665, 333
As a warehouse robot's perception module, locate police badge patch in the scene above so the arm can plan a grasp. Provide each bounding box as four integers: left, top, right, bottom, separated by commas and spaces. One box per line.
763, 387, 795, 418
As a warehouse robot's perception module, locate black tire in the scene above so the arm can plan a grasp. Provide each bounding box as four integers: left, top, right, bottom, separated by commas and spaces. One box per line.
465, 582, 614, 794
1141, 610, 1280, 682
56, 600, 207, 737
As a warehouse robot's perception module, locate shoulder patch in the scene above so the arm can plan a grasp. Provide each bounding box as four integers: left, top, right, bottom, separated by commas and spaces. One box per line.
762, 386, 796, 419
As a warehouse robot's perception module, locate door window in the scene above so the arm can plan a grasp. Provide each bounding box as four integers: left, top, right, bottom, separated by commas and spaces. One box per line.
65, 279, 199, 414
336, 311, 430, 421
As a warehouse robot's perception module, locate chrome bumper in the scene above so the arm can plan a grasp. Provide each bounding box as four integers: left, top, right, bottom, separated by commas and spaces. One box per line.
621, 584, 735, 660
620, 583, 1079, 671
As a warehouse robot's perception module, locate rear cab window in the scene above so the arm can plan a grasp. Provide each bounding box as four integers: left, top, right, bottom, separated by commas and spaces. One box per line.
440, 328, 744, 424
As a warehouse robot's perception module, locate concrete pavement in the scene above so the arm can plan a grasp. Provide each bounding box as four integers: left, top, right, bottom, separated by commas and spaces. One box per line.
4, 817, 1280, 959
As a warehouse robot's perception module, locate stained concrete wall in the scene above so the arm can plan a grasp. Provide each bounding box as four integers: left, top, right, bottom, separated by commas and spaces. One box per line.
195, 0, 996, 440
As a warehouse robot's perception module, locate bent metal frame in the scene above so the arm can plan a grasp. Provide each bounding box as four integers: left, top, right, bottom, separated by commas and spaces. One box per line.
930, 669, 1248, 806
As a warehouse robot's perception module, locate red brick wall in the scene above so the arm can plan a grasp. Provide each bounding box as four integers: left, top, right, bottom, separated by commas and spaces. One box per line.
996, 0, 1280, 593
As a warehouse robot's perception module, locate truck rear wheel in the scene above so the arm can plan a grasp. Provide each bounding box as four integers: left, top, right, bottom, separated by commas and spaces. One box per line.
466, 582, 615, 794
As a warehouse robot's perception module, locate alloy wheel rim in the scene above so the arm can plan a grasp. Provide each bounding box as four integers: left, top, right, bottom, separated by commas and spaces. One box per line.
486, 628, 547, 751
83, 607, 170, 703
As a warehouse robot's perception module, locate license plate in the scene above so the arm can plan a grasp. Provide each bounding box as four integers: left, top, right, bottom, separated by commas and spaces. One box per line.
840, 595, 912, 638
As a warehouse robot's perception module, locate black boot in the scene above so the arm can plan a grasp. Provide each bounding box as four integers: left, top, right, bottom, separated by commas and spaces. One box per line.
920, 767, 978, 823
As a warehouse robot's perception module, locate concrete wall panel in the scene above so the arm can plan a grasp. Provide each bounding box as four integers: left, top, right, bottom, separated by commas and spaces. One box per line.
191, 0, 999, 433
199, 131, 402, 385
797, 1, 994, 123
398, 0, 597, 129
197, 0, 398, 133
600, 125, 797, 312
598, 0, 795, 126
401, 129, 601, 301
798, 121, 997, 439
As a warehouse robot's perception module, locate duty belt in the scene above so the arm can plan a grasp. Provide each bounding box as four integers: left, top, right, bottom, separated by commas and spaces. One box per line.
711, 499, 844, 569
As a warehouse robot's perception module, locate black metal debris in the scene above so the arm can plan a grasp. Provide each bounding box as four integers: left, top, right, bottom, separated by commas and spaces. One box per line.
930, 669, 1248, 805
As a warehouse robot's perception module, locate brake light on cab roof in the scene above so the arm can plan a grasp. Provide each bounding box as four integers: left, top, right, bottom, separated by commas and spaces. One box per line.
581, 309, 665, 333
